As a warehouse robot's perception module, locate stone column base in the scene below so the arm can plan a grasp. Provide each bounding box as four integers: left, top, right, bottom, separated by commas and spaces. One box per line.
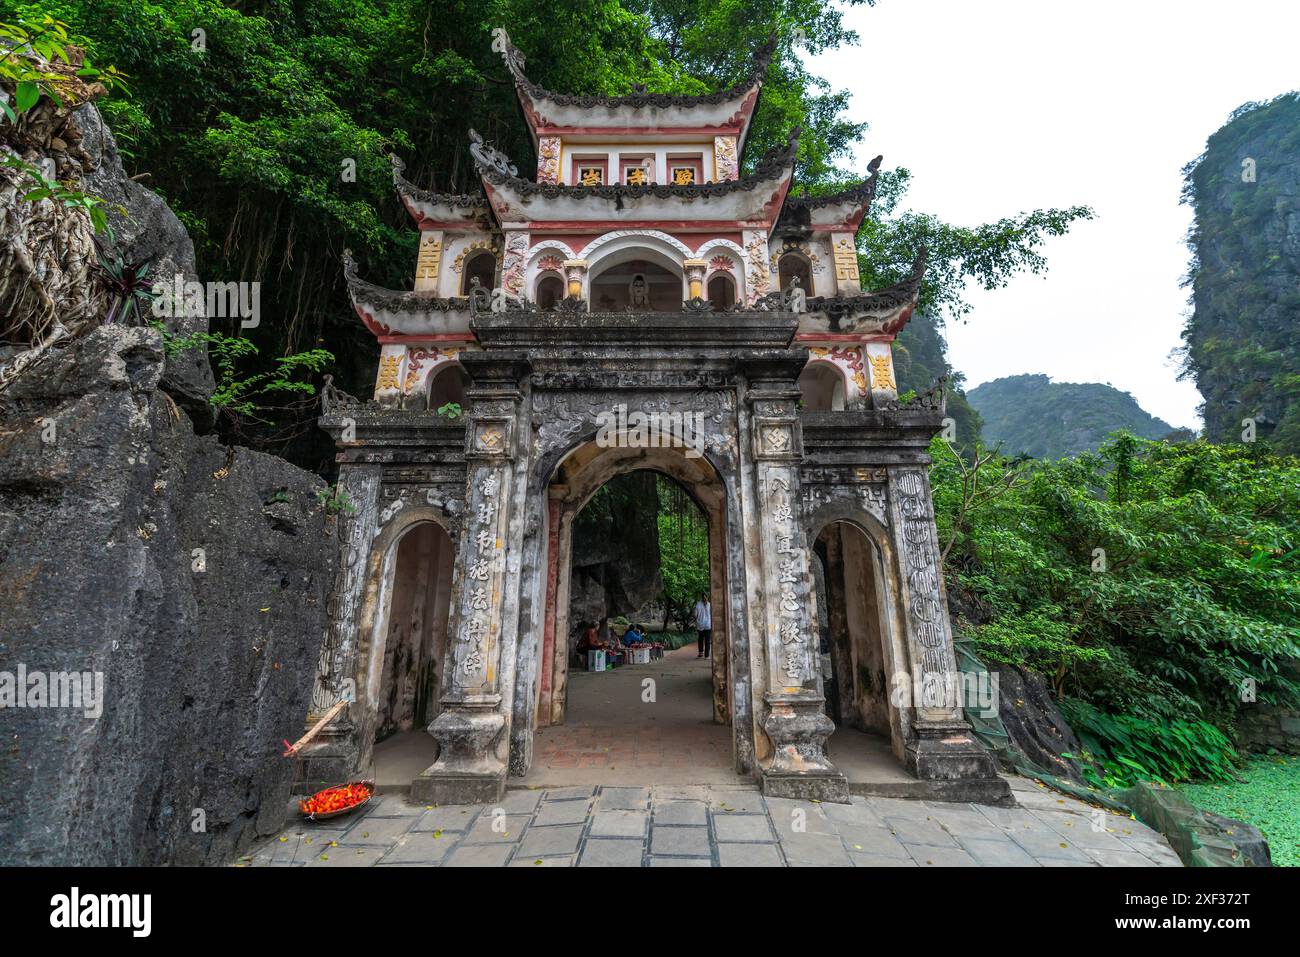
759, 692, 849, 803
905, 720, 1002, 782
409, 698, 507, 805
410, 767, 506, 805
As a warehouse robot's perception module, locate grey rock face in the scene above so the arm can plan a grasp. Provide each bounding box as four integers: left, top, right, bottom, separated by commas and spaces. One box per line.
1201, 811, 1272, 867
0, 326, 333, 865
1184, 93, 1300, 453
994, 664, 1089, 784
569, 471, 663, 624
76, 103, 216, 421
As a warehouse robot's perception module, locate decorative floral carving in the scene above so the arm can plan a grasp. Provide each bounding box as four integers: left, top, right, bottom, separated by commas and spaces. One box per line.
452, 240, 498, 274
536, 136, 561, 185
745, 233, 771, 304
499, 233, 529, 296
714, 135, 739, 181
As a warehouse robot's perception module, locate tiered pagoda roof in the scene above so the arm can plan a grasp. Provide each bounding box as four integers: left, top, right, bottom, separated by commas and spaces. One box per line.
390, 154, 492, 230
469, 127, 799, 224
345, 27, 927, 344
343, 249, 472, 339
491, 27, 774, 150
777, 156, 883, 236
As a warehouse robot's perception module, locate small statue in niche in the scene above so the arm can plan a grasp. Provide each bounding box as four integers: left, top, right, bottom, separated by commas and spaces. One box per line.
628, 273, 650, 311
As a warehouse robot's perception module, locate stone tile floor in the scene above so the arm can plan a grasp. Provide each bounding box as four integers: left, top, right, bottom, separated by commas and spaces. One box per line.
240, 776, 1183, 868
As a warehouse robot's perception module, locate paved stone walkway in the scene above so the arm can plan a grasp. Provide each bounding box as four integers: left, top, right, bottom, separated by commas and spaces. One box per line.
525, 646, 735, 785
241, 776, 1182, 867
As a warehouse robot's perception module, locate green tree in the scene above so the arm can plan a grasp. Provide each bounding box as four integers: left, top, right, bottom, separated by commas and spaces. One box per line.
933, 433, 1300, 782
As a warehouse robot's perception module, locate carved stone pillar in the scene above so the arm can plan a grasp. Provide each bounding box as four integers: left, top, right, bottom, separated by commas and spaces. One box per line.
299, 463, 381, 789
411, 353, 531, 804
743, 352, 849, 802
562, 259, 587, 300
684, 258, 707, 300
888, 465, 1000, 783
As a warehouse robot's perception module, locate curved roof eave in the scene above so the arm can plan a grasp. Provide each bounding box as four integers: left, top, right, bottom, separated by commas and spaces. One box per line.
469, 126, 799, 209
491, 27, 774, 140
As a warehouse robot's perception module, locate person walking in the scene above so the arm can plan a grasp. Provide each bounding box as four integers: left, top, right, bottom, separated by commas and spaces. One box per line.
693, 592, 712, 659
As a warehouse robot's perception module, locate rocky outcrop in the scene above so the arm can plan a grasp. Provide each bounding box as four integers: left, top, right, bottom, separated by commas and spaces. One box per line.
1183, 92, 1300, 454
569, 471, 663, 624
993, 665, 1089, 784
0, 52, 213, 421
77, 103, 215, 419
0, 326, 333, 865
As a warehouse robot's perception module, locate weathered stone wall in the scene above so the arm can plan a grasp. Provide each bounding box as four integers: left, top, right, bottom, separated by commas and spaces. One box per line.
0, 327, 333, 865
1237, 707, 1300, 755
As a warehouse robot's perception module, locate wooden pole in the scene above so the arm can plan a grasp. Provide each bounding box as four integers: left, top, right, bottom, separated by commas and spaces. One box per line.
282, 699, 347, 757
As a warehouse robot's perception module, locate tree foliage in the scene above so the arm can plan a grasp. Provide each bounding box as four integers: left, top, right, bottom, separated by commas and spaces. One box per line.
655, 474, 709, 630
933, 432, 1300, 780
2, 0, 1091, 464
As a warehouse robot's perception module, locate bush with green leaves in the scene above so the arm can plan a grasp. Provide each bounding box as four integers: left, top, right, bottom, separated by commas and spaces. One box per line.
155, 325, 332, 421
933, 432, 1300, 781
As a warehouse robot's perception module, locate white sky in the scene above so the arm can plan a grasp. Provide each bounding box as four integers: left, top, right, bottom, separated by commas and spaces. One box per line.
807, 0, 1300, 430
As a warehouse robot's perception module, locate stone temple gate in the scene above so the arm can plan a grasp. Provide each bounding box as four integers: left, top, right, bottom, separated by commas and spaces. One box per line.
304, 29, 1003, 804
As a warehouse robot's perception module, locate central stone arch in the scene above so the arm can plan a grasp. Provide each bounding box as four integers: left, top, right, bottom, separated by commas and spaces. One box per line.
541, 439, 731, 726
506, 421, 758, 781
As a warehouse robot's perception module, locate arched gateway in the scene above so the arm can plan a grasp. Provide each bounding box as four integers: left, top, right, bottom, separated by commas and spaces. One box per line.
305, 29, 1004, 805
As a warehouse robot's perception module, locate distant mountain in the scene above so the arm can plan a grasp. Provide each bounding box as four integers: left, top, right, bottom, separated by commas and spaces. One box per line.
967, 374, 1177, 459
893, 311, 983, 446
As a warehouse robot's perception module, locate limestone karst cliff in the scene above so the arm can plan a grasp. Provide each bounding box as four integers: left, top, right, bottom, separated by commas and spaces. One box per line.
0, 84, 333, 864
1182, 92, 1300, 454
0, 327, 334, 865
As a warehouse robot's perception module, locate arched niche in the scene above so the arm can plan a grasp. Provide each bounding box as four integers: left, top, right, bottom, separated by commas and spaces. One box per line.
798, 361, 846, 411
778, 250, 814, 297
353, 511, 456, 778
706, 273, 736, 310
535, 273, 564, 310
588, 255, 684, 312
428, 363, 470, 409
461, 250, 497, 295
807, 511, 910, 765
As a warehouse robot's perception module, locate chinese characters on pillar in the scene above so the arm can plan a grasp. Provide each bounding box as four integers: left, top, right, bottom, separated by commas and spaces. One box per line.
769, 476, 806, 684
460, 468, 502, 678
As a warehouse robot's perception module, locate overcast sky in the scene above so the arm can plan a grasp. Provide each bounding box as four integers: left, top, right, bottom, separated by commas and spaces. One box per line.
807, 0, 1300, 430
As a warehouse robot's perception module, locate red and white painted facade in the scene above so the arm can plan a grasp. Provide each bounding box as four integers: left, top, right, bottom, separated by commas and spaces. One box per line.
344, 30, 926, 413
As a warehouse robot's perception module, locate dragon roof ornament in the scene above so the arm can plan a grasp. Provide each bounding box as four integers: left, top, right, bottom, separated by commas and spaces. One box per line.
490, 28, 776, 109
389, 153, 488, 210
806, 245, 929, 319
469, 127, 800, 201
783, 155, 883, 213
342, 248, 471, 313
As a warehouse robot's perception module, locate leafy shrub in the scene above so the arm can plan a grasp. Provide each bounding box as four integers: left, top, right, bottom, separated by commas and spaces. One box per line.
935, 433, 1300, 776
1060, 698, 1238, 787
